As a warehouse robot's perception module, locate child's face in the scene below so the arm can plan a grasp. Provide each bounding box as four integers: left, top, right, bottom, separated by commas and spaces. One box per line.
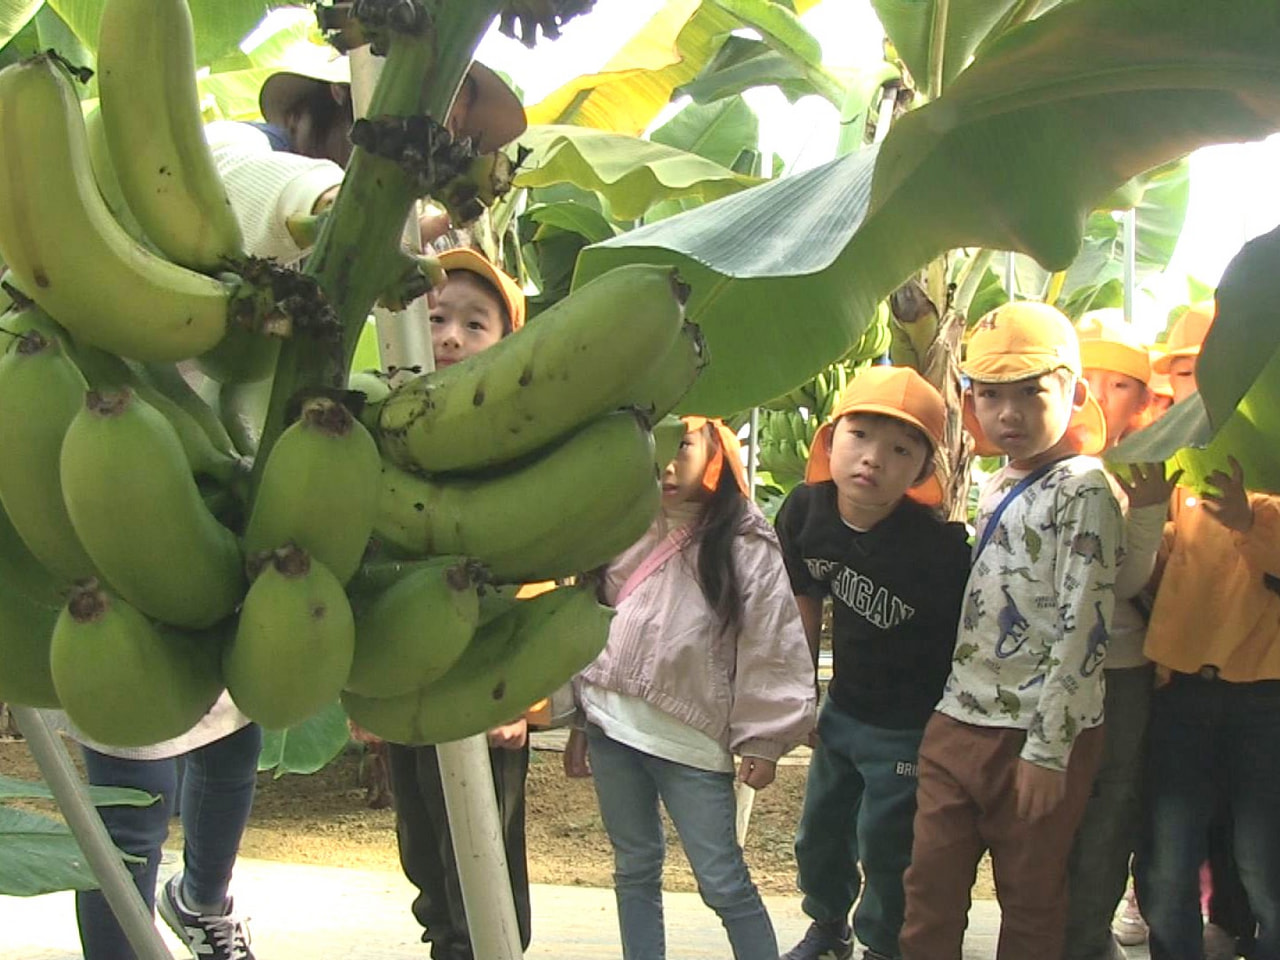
1167, 355, 1198, 404
826, 413, 932, 510
971, 371, 1080, 469
661, 425, 714, 506
430, 272, 505, 369
1084, 368, 1150, 448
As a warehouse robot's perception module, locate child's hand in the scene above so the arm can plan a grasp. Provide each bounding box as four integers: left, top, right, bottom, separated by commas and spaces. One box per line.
738, 756, 776, 790
563, 727, 591, 778
1116, 462, 1181, 510
1201, 457, 1254, 533
1014, 758, 1066, 820
487, 717, 528, 751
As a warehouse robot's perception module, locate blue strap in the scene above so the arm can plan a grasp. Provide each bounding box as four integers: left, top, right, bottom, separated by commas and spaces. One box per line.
975, 458, 1070, 558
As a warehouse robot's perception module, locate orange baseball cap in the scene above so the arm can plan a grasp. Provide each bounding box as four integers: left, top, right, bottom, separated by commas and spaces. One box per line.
682, 416, 750, 498
804, 366, 946, 507
1151, 300, 1215, 374
961, 301, 1106, 456
1077, 309, 1152, 384
439, 247, 526, 331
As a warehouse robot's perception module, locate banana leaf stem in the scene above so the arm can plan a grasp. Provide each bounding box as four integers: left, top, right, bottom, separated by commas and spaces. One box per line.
250, 0, 503, 500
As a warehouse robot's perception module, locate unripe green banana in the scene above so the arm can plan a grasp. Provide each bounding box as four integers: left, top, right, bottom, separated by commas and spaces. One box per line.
0, 501, 63, 707
96, 0, 244, 272
83, 105, 149, 247
60, 387, 244, 629
379, 264, 687, 474
194, 326, 280, 385
0, 310, 98, 581
244, 397, 381, 584
137, 362, 240, 460
622, 320, 707, 421
50, 581, 223, 747
342, 584, 612, 745
218, 376, 272, 457
346, 557, 483, 698
376, 410, 661, 582
0, 55, 233, 363
223, 544, 355, 730
652, 414, 687, 470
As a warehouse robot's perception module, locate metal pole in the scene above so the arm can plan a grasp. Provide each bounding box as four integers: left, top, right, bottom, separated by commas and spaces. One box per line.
11, 706, 174, 960
1122, 209, 1137, 324
1005, 251, 1017, 300
348, 46, 522, 960
746, 407, 760, 502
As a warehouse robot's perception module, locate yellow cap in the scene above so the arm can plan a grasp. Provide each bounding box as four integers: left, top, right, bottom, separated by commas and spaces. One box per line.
439, 248, 526, 331
804, 366, 945, 507
1151, 300, 1215, 374
962, 301, 1083, 383
1077, 309, 1152, 384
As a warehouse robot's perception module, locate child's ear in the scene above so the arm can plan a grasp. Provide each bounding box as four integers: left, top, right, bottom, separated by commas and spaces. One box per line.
1073, 377, 1090, 409
913, 456, 937, 487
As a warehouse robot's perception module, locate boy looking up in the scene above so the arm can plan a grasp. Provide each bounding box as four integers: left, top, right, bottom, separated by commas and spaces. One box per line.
775, 366, 971, 960
900, 302, 1124, 960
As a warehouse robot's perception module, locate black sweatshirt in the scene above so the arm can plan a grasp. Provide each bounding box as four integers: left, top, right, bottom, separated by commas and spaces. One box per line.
775, 482, 971, 729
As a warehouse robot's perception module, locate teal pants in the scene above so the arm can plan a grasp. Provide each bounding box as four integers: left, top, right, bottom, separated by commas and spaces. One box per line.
793, 698, 925, 958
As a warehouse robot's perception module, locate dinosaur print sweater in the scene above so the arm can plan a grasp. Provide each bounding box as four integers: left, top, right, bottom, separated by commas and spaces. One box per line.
936, 457, 1124, 771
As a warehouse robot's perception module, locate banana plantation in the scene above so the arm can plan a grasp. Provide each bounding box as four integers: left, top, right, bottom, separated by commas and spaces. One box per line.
1, 0, 1279, 956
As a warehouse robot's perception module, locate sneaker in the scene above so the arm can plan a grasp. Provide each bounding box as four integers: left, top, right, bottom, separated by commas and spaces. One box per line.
781, 920, 855, 960
1112, 890, 1148, 947
158, 873, 255, 960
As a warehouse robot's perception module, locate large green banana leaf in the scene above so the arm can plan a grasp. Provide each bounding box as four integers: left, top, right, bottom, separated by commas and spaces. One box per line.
258, 701, 351, 778
575, 0, 1280, 417
525, 0, 822, 135
514, 124, 761, 222
0, 0, 39, 51
1096, 226, 1280, 494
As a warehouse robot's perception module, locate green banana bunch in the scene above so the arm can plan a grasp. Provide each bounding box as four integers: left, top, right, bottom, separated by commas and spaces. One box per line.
244, 397, 380, 584
60, 387, 244, 629
622, 321, 707, 421
0, 55, 234, 363
346, 557, 483, 698
0, 307, 99, 581
50, 580, 223, 747
96, 0, 244, 272
223, 544, 355, 730
756, 408, 813, 489
0, 501, 64, 707
342, 584, 612, 745
376, 410, 660, 582
845, 304, 892, 364
378, 264, 687, 474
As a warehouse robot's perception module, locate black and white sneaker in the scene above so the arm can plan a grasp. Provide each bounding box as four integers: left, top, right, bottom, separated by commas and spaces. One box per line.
781, 919, 855, 960
158, 873, 254, 960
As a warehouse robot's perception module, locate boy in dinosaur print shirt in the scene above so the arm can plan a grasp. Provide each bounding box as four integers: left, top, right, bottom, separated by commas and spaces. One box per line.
900, 302, 1124, 960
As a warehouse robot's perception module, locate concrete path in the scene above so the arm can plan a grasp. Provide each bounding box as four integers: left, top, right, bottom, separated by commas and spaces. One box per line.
1, 855, 1152, 960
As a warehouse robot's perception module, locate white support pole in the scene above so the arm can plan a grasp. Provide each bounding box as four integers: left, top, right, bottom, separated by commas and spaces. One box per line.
746, 406, 760, 502
348, 47, 522, 960
11, 706, 174, 960
1122, 209, 1137, 324
1005, 251, 1017, 300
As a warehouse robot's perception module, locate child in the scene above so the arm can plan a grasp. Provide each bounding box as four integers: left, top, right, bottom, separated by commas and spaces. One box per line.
773, 366, 971, 960
377, 247, 547, 960
1065, 312, 1176, 960
564, 417, 816, 960
899, 301, 1125, 960
1135, 302, 1279, 960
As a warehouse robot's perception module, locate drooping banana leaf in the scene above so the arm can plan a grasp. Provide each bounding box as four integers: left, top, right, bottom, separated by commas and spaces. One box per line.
257, 700, 351, 778
0, 0, 39, 50
650, 95, 759, 169
575, 0, 1280, 416
514, 124, 761, 222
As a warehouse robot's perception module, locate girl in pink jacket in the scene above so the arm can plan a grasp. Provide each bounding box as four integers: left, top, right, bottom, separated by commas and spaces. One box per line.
565, 416, 816, 960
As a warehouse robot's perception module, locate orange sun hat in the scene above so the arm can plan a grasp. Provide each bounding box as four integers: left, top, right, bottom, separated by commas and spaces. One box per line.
681, 416, 750, 498
803, 365, 946, 507
438, 247, 526, 331
960, 301, 1107, 456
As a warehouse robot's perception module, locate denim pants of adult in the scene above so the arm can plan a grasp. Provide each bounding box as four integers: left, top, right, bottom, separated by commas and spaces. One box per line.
1065, 664, 1154, 960
793, 698, 924, 958
386, 741, 531, 960
585, 724, 779, 960
76, 723, 262, 960
1136, 675, 1280, 960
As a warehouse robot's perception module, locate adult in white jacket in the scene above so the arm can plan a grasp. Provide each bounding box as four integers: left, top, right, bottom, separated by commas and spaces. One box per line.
566, 416, 817, 960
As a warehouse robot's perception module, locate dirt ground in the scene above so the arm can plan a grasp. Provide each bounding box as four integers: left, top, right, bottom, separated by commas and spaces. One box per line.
0, 738, 996, 898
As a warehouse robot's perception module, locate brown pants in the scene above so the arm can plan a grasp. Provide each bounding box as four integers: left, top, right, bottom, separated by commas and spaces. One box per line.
899, 713, 1104, 960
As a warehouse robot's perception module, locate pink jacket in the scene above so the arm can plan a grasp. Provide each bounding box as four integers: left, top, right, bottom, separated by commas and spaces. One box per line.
577, 504, 816, 762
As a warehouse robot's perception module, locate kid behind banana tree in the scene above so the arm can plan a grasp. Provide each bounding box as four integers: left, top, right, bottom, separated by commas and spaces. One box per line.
774, 366, 971, 960
900, 302, 1124, 960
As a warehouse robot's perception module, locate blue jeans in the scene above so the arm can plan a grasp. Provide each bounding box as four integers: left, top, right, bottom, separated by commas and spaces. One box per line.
793, 698, 924, 958
586, 725, 779, 960
1136, 676, 1280, 960
76, 723, 262, 960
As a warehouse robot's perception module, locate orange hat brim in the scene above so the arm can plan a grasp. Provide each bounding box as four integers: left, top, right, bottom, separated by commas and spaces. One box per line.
682, 416, 750, 498
439, 247, 526, 330
805, 421, 945, 507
